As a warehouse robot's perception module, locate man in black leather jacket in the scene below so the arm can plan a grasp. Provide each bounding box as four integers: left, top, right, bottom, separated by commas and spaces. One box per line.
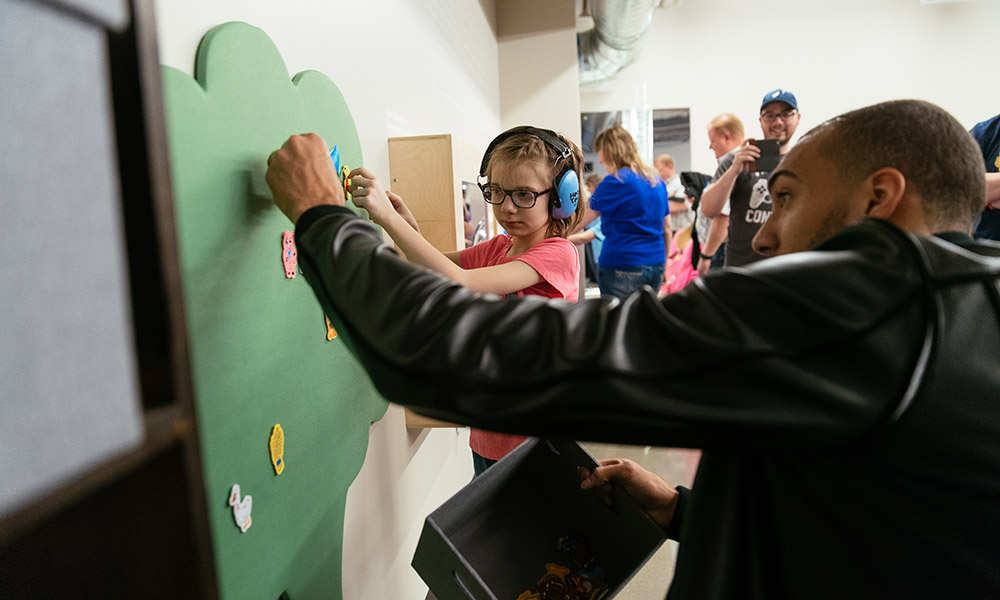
266, 100, 1000, 599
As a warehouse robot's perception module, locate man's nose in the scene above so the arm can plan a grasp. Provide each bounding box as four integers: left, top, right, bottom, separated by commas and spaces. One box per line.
752, 221, 777, 257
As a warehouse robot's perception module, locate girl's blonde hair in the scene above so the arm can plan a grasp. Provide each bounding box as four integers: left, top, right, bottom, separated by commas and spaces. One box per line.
593, 124, 659, 186
484, 130, 586, 239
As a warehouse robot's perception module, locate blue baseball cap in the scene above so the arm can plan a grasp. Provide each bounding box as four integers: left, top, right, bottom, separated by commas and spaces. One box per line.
761, 89, 798, 111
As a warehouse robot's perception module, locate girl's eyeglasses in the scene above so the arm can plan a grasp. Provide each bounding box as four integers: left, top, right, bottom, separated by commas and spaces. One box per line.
480, 184, 551, 209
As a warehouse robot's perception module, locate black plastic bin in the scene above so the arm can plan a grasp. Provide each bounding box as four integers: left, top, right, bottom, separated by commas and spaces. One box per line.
412, 438, 668, 600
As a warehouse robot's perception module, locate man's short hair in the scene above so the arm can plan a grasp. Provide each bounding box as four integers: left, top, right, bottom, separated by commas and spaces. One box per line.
813, 100, 984, 231
655, 154, 675, 169
709, 113, 744, 141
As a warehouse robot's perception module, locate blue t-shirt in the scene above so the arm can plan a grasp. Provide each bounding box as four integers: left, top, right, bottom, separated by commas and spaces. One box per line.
590, 168, 670, 268
971, 114, 1000, 240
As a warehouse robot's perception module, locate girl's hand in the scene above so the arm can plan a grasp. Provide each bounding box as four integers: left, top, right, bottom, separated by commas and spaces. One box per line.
387, 190, 420, 232
348, 167, 395, 225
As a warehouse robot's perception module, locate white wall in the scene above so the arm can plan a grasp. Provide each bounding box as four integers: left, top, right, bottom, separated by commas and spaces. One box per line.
498, 0, 582, 143
155, 0, 502, 181
153, 2, 499, 599
580, 0, 1000, 176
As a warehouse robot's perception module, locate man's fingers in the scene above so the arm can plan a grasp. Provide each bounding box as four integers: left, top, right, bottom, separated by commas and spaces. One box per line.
579, 458, 627, 488
301, 132, 327, 150
591, 462, 625, 483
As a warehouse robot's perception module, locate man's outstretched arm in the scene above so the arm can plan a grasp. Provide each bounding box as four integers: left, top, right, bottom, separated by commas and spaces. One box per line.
267, 134, 925, 450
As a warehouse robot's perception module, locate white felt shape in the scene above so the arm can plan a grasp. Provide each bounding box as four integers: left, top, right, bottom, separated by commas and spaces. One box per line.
228, 483, 253, 533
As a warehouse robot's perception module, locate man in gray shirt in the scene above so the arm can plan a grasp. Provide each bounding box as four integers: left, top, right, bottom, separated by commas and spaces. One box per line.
701, 89, 801, 266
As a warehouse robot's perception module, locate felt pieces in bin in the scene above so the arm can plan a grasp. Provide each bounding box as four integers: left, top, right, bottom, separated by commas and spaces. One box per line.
515, 535, 609, 600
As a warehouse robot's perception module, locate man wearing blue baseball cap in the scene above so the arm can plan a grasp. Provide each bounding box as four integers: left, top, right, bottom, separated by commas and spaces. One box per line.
701, 88, 802, 266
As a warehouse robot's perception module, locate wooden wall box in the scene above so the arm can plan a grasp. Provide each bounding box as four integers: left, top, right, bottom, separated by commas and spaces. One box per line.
389, 134, 483, 429
388, 133, 487, 254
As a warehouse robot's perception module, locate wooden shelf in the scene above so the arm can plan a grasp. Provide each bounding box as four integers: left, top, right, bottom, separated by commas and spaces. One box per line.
405, 408, 463, 429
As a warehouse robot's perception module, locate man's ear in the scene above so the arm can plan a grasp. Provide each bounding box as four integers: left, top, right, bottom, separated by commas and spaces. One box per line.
862, 167, 906, 220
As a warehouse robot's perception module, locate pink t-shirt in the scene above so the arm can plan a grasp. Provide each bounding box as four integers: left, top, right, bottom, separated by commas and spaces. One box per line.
460, 234, 579, 460
460, 235, 579, 300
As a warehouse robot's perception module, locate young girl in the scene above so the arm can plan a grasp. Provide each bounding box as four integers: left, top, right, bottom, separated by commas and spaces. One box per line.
347, 126, 586, 475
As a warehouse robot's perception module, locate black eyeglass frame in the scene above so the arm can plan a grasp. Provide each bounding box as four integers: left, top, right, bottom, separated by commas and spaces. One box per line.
478, 183, 552, 209
759, 109, 798, 123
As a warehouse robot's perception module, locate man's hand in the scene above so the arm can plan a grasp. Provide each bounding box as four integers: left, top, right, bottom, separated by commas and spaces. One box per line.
730, 139, 761, 174
266, 133, 345, 224
578, 458, 679, 530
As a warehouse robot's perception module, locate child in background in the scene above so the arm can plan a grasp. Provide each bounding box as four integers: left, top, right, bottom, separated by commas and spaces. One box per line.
347, 126, 585, 475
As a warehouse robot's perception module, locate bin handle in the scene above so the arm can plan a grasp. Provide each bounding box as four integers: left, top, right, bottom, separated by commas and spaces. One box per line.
453, 570, 478, 600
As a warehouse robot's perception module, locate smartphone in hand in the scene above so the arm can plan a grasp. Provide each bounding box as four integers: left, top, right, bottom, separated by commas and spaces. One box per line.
750, 139, 781, 172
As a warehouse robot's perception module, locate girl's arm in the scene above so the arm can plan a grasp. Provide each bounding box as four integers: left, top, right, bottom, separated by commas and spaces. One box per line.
349, 167, 544, 296
568, 229, 596, 245
387, 189, 462, 267
386, 190, 420, 232
579, 206, 601, 230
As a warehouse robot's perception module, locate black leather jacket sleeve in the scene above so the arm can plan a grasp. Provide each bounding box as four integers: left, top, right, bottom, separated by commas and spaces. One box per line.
294, 205, 927, 450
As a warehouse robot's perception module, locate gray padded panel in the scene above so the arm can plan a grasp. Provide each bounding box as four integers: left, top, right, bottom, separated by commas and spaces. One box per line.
38, 0, 127, 29
0, 0, 144, 516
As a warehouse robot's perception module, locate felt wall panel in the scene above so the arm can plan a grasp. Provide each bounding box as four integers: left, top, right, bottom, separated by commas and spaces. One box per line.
162, 22, 387, 599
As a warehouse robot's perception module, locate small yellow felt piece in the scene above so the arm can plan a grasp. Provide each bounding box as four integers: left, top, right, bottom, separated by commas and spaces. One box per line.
269, 424, 285, 475
325, 314, 338, 341
341, 165, 351, 201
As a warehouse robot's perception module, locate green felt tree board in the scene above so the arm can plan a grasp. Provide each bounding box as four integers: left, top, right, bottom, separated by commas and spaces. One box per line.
161, 22, 388, 600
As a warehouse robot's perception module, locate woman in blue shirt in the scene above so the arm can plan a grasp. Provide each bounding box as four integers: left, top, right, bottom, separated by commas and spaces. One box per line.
590, 125, 672, 300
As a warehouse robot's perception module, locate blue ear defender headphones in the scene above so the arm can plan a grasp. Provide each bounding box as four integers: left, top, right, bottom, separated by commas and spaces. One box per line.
478, 126, 580, 220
